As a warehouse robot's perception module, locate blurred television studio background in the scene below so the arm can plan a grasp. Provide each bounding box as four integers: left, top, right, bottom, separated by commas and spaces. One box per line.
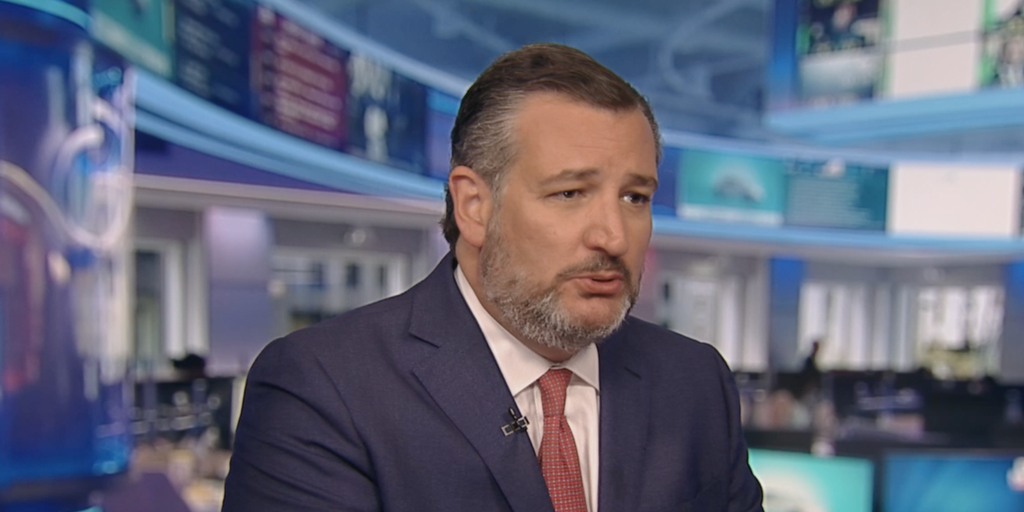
3, 0, 1024, 510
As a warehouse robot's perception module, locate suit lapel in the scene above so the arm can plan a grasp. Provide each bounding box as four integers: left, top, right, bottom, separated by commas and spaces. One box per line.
597, 321, 649, 512
409, 255, 554, 512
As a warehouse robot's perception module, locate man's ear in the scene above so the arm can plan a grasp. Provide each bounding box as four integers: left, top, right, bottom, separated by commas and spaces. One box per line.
448, 165, 494, 249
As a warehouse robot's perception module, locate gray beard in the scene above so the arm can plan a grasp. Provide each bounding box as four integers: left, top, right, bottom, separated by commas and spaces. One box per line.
479, 223, 639, 355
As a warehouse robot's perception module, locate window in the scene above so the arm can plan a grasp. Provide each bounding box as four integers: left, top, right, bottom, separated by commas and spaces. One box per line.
132, 239, 186, 378
799, 281, 871, 370
270, 249, 408, 336
658, 265, 763, 370
915, 285, 1004, 379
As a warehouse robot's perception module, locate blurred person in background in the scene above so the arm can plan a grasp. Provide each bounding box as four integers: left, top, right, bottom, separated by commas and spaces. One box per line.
222, 44, 763, 512
810, 1, 868, 53
171, 353, 207, 382
992, 1, 1024, 87
995, 31, 1024, 88
799, 339, 823, 400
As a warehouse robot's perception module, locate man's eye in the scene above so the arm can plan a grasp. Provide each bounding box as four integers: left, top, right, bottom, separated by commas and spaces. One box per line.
559, 190, 580, 199
625, 193, 651, 205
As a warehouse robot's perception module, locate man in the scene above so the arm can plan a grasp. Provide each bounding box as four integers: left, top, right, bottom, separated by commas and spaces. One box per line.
825, 2, 867, 51
222, 44, 763, 512
995, 16, 1024, 88
809, 1, 867, 54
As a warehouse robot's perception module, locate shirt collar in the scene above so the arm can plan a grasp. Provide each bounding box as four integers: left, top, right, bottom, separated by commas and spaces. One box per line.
455, 265, 600, 395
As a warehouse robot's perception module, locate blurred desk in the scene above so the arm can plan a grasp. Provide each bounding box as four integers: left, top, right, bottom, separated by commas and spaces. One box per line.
100, 473, 191, 512
113, 443, 230, 512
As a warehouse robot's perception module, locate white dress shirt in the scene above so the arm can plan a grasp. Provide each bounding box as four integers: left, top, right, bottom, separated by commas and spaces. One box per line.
455, 266, 601, 512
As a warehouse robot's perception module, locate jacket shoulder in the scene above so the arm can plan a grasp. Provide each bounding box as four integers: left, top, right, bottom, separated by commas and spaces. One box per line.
249, 288, 421, 375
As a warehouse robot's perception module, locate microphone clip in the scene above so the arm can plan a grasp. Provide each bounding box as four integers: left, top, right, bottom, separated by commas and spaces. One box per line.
501, 408, 529, 436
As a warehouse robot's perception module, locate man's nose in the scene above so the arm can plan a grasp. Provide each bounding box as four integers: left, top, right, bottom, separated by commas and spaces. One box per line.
582, 198, 629, 257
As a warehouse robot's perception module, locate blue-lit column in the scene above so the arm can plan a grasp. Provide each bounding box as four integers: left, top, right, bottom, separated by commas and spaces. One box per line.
0, 1, 133, 509
203, 207, 274, 376
768, 257, 805, 371
1001, 262, 1024, 384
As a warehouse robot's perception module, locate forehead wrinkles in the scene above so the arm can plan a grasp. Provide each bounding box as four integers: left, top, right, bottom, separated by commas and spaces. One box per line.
514, 95, 654, 165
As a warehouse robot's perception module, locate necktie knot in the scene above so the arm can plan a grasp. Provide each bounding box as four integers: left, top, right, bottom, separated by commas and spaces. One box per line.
538, 368, 573, 419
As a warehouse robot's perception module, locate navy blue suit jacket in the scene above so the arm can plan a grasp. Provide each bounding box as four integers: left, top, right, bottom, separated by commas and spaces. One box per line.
222, 254, 763, 511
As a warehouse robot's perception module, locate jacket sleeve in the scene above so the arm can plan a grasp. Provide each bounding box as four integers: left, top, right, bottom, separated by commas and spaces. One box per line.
221, 336, 379, 512
711, 347, 765, 512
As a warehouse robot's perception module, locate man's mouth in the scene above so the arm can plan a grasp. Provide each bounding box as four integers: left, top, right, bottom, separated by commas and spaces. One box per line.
572, 273, 625, 296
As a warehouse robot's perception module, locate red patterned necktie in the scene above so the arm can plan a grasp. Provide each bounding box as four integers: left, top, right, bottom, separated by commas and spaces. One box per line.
537, 368, 588, 512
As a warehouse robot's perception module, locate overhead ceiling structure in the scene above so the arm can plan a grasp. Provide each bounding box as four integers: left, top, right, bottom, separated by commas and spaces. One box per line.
296, 0, 773, 139
295, 0, 1024, 155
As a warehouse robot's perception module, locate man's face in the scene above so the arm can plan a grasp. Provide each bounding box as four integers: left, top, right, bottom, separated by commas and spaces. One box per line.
479, 93, 658, 353
833, 3, 855, 31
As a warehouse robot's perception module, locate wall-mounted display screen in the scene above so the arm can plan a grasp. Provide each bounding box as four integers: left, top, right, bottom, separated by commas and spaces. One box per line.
425, 89, 458, 180
91, 0, 175, 77
677, 149, 787, 226
982, 0, 1024, 89
748, 449, 874, 512
784, 159, 889, 231
768, 0, 1024, 143
252, 5, 349, 150
346, 54, 428, 173
799, 0, 887, 106
884, 452, 1024, 512
174, 0, 253, 117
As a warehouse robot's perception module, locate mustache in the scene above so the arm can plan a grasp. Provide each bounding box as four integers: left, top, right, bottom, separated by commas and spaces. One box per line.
556, 255, 632, 283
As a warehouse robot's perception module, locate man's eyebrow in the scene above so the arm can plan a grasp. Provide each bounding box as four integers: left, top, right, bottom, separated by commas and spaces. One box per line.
538, 169, 658, 189
538, 168, 601, 186
627, 173, 659, 189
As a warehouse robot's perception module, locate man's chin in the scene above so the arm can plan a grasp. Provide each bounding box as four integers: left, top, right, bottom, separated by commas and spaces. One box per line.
562, 305, 628, 334
564, 292, 630, 314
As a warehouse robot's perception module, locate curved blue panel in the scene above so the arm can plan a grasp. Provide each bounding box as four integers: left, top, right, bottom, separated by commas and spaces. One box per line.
260, 0, 470, 97
0, 0, 88, 29
138, 68, 1024, 253
122, 0, 1024, 255
766, 87, 1024, 145
135, 70, 445, 200
662, 130, 1024, 165
653, 216, 1024, 254
136, 111, 444, 199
